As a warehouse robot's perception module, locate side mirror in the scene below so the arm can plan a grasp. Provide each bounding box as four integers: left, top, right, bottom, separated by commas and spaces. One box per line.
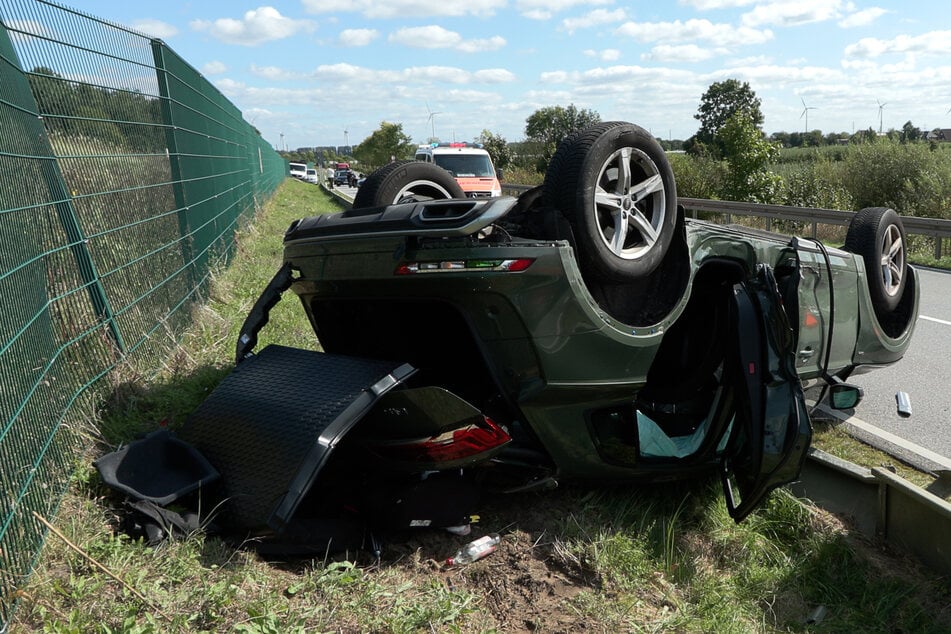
828, 383, 864, 410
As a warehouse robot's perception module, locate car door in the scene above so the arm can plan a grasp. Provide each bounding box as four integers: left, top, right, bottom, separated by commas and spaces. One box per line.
719, 264, 813, 522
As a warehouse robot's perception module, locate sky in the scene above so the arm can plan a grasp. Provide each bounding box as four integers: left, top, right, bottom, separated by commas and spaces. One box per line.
66, 0, 951, 152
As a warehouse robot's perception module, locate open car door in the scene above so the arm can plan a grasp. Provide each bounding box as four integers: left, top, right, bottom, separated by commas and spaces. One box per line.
720, 264, 813, 522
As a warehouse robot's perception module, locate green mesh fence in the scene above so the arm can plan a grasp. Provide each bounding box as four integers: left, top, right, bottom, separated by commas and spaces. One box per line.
0, 1, 286, 627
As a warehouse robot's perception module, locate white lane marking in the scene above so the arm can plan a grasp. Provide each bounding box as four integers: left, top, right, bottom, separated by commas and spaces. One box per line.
920, 315, 951, 326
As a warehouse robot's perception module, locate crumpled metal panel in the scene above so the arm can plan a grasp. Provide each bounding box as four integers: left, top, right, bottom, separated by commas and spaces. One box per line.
181, 344, 413, 532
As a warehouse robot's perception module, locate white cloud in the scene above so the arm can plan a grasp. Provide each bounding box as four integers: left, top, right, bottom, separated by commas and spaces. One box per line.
838, 8, 889, 28
729, 54, 774, 66
339, 28, 378, 47
388, 26, 506, 52
131, 19, 178, 39
678, 0, 758, 9
844, 30, 951, 58
389, 25, 461, 48
540, 64, 697, 88
643, 44, 722, 63
473, 68, 518, 82
190, 7, 315, 46
250, 64, 303, 81
615, 19, 773, 47
202, 60, 228, 75
718, 63, 844, 84
302, 0, 505, 18
582, 48, 622, 61
516, 0, 613, 20
458, 36, 507, 53
309, 62, 515, 86
741, 0, 846, 28
561, 9, 628, 34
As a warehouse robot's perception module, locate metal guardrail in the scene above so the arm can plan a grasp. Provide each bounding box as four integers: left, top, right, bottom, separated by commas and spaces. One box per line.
679, 198, 951, 259
501, 183, 951, 259
792, 449, 951, 577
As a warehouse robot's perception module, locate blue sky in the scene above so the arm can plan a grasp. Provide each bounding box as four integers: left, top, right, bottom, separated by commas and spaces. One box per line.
69, 0, 951, 151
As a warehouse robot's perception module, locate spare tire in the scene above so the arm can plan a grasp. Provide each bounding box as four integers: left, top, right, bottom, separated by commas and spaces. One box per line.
844, 206, 907, 317
543, 121, 678, 282
352, 160, 464, 208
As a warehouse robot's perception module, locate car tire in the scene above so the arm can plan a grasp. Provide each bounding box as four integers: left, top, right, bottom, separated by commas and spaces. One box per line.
543, 121, 678, 282
844, 206, 907, 316
352, 160, 464, 208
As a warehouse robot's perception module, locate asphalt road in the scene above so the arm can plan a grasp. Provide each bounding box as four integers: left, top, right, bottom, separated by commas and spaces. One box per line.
850, 267, 951, 461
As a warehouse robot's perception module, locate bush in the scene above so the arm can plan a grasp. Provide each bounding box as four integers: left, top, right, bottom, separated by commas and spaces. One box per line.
779, 158, 854, 211
843, 140, 951, 217
669, 153, 727, 200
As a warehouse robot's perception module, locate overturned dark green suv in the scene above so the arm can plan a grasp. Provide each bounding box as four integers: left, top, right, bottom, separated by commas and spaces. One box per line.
218, 121, 917, 534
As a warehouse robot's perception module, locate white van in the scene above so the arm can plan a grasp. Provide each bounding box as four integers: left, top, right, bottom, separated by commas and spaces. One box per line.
414, 143, 502, 198
288, 162, 307, 179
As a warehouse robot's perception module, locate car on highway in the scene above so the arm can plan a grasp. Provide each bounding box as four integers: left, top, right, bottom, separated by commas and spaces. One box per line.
415, 141, 502, 198
304, 168, 319, 184
334, 168, 353, 186
288, 162, 307, 179
155, 121, 918, 548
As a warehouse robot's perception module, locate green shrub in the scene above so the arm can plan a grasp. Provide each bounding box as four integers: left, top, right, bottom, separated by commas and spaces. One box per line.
779, 158, 854, 211
669, 153, 728, 200
843, 140, 951, 217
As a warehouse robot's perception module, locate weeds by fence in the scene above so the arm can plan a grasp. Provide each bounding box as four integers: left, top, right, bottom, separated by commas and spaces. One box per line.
0, 1, 285, 627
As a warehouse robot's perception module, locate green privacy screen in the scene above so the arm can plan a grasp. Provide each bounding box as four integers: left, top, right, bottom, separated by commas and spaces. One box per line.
0, 1, 286, 627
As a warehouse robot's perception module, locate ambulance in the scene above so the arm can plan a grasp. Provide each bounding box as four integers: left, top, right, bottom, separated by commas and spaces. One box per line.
414, 142, 502, 198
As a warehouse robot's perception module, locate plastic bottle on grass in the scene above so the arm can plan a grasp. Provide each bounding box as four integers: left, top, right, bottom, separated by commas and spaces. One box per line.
446, 533, 500, 566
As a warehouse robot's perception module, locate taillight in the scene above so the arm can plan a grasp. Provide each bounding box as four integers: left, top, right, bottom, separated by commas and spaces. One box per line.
369, 416, 510, 464
395, 258, 534, 275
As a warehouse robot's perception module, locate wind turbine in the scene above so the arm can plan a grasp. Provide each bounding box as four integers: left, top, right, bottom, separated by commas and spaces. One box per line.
425, 102, 441, 141
800, 98, 817, 133
877, 99, 887, 134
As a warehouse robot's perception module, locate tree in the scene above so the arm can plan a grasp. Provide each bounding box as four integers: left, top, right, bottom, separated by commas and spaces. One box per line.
694, 79, 763, 147
352, 121, 414, 169
900, 120, 922, 143
524, 104, 600, 171
716, 110, 780, 203
479, 129, 512, 170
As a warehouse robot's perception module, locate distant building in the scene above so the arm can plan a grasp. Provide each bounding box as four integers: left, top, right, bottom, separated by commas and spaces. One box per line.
926, 129, 951, 142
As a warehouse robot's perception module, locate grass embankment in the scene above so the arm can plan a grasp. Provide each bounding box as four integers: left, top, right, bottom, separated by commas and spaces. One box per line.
13, 179, 951, 633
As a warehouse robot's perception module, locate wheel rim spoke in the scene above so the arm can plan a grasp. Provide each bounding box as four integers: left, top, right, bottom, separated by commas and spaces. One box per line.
610, 210, 628, 254
629, 211, 659, 246
616, 147, 632, 195
631, 174, 664, 203
595, 188, 622, 210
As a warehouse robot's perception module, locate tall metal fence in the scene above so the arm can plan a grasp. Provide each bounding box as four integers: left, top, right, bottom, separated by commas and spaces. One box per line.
0, 1, 286, 626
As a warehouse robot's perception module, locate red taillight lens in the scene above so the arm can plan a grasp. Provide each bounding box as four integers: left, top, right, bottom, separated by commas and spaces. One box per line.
370, 416, 510, 464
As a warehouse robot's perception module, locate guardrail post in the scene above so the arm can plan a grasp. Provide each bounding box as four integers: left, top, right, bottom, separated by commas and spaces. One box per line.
935, 235, 943, 260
